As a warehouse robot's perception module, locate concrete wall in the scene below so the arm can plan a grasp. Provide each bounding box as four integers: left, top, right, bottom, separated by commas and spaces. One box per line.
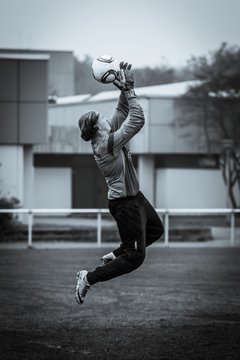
156, 168, 226, 208
0, 145, 24, 203
34, 167, 71, 208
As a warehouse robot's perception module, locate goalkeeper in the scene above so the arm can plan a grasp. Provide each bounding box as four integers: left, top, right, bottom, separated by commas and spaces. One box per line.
75, 62, 164, 304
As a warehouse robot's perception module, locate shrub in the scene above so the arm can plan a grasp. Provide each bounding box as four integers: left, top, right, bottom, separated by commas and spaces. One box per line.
0, 197, 20, 230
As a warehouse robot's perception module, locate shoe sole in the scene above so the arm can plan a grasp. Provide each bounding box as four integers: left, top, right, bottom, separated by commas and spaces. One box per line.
75, 271, 86, 304
75, 291, 83, 304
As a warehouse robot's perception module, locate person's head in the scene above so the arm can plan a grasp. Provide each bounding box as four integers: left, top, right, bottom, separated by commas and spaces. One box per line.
78, 111, 111, 142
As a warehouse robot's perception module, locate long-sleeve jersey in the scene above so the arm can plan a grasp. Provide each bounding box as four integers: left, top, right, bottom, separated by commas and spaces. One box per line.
92, 92, 145, 200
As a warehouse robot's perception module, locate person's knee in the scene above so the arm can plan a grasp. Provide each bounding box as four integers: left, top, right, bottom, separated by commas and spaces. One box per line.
147, 223, 164, 246
126, 250, 145, 269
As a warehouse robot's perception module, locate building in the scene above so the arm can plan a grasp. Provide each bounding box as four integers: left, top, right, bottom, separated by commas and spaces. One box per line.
0, 52, 48, 210
0, 49, 75, 97
34, 81, 228, 209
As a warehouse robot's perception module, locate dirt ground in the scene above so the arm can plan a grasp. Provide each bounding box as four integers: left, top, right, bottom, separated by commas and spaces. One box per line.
0, 246, 240, 359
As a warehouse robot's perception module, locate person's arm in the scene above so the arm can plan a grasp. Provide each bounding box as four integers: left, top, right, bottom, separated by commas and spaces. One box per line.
108, 61, 145, 152
110, 91, 129, 132
112, 95, 145, 153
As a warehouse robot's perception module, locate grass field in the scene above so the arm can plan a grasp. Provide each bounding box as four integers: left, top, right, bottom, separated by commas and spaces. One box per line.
0, 246, 240, 359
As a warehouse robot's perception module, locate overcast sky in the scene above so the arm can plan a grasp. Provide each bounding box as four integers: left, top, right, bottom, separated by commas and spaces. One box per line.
0, 0, 240, 68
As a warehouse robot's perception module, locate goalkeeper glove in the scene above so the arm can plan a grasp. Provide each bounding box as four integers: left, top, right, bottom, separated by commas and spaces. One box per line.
113, 61, 136, 98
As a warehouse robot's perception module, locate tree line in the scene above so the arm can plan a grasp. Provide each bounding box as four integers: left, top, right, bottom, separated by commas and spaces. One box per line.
74, 55, 195, 95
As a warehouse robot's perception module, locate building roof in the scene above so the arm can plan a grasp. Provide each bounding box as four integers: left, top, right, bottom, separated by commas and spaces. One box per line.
47, 80, 202, 106
0, 48, 73, 55
51, 94, 91, 105
88, 80, 202, 102
0, 53, 50, 61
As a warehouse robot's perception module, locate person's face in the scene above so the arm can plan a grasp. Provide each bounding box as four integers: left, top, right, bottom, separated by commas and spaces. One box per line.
97, 114, 112, 133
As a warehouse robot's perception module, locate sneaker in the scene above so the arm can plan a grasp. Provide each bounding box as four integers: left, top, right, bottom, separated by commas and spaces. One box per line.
75, 270, 91, 305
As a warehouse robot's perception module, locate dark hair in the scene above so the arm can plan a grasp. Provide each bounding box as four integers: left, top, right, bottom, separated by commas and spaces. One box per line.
78, 111, 99, 141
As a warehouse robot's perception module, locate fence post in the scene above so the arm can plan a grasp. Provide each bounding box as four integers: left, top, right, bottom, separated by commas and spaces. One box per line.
230, 210, 235, 247
28, 211, 33, 248
164, 211, 169, 247
97, 211, 102, 247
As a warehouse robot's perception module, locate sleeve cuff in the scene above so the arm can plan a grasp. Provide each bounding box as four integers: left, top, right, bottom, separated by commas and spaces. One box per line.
113, 244, 125, 257
124, 89, 137, 99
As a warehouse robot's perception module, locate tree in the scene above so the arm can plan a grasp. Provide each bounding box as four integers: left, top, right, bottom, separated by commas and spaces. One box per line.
184, 43, 240, 208
74, 56, 195, 94
133, 65, 176, 87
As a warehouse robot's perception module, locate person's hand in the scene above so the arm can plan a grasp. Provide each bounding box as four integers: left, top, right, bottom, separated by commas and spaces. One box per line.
113, 61, 134, 91
100, 251, 116, 265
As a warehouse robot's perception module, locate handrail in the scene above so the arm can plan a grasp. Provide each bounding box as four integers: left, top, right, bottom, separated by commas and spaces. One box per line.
0, 208, 239, 247
1, 208, 239, 214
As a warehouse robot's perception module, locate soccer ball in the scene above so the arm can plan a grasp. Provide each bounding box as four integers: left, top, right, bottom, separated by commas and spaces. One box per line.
91, 55, 119, 84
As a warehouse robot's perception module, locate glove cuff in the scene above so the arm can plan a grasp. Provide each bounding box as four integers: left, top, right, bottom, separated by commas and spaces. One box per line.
124, 89, 137, 99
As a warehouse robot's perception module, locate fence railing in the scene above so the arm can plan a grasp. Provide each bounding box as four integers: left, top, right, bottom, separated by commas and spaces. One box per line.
0, 208, 239, 248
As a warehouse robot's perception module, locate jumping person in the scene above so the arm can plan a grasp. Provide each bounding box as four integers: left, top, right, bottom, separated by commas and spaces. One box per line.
75, 62, 164, 304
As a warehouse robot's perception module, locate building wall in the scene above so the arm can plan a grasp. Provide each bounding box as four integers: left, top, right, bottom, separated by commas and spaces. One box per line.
0, 49, 75, 97
46, 51, 75, 96
33, 161, 228, 209
156, 168, 226, 208
35, 98, 150, 154
34, 168, 71, 208
33, 96, 230, 209
35, 97, 208, 155
0, 56, 48, 145
138, 155, 154, 204
147, 98, 209, 153
0, 145, 24, 203
34, 154, 110, 209
0, 54, 49, 211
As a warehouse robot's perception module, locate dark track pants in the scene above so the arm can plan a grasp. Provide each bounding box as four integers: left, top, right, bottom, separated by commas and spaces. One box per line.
87, 191, 164, 285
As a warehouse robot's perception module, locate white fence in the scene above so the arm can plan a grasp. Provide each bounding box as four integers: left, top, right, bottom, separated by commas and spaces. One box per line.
0, 208, 239, 248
